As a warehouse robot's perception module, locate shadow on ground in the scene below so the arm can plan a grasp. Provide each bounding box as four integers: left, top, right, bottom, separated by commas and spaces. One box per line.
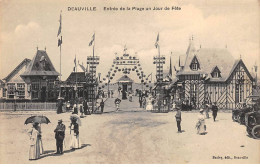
37, 144, 91, 160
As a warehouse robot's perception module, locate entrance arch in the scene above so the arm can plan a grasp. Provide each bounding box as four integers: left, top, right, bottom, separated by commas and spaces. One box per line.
99, 51, 152, 92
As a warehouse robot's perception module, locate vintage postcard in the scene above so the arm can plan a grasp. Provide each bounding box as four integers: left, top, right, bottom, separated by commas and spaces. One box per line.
0, 0, 259, 164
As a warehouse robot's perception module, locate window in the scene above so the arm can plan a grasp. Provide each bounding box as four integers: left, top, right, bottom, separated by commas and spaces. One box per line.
17, 83, 25, 97
31, 82, 40, 90
212, 72, 219, 78
211, 66, 221, 78
2, 88, 6, 97
190, 56, 200, 71
7, 83, 15, 99
31, 81, 40, 99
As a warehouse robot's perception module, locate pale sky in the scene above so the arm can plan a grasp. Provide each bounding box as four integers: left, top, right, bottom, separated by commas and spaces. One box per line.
0, 0, 259, 83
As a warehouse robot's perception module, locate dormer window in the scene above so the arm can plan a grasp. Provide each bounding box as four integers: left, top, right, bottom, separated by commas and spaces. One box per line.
211, 66, 221, 78
190, 55, 200, 71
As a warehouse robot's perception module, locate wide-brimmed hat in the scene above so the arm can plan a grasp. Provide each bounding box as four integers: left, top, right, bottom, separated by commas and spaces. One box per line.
58, 119, 63, 122
199, 109, 204, 113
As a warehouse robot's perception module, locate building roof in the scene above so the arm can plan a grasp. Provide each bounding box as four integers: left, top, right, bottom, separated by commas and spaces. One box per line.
117, 75, 134, 83
74, 63, 85, 73
177, 40, 237, 82
3, 58, 31, 82
21, 50, 59, 77
66, 72, 87, 83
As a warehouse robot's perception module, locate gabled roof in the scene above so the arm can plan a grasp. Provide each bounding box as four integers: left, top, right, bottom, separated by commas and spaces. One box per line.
21, 50, 59, 76
3, 58, 31, 82
0, 80, 4, 88
189, 55, 200, 70
66, 72, 87, 83
73, 63, 85, 73
226, 59, 254, 82
210, 66, 221, 74
117, 75, 134, 83
178, 45, 235, 82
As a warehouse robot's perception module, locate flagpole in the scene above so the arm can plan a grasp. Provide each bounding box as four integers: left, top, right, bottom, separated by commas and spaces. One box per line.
59, 37, 62, 99
92, 33, 95, 114
75, 55, 78, 99
157, 35, 161, 113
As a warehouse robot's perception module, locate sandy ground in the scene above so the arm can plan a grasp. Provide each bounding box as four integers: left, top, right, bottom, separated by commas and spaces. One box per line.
0, 95, 259, 164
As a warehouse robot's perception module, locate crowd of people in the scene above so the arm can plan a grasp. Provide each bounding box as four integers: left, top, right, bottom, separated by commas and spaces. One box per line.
175, 102, 219, 135
27, 86, 222, 161
27, 108, 84, 160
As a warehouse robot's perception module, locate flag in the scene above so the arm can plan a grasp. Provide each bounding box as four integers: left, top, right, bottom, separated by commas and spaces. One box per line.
155, 33, 159, 48
57, 11, 62, 37
74, 56, 77, 66
174, 66, 177, 71
124, 45, 127, 52
179, 56, 181, 67
89, 33, 95, 46
73, 67, 75, 72
147, 73, 152, 78
58, 36, 62, 47
169, 56, 172, 76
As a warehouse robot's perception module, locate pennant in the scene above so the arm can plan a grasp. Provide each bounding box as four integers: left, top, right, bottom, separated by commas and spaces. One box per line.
74, 56, 77, 66
147, 73, 152, 78
124, 45, 127, 52
155, 33, 159, 48
58, 36, 62, 47
57, 11, 62, 37
89, 33, 95, 46
169, 56, 172, 76
179, 56, 181, 67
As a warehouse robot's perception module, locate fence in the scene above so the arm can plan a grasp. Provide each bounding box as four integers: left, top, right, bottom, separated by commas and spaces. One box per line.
0, 102, 57, 111
151, 104, 169, 113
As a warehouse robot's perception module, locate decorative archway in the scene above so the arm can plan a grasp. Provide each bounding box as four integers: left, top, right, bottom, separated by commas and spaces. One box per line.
99, 51, 152, 90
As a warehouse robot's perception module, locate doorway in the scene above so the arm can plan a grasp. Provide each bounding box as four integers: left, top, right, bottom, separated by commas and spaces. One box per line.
122, 84, 128, 99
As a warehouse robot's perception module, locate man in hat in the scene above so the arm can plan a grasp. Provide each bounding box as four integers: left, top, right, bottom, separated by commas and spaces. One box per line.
100, 99, 105, 113
212, 102, 218, 122
54, 119, 66, 154
175, 107, 182, 133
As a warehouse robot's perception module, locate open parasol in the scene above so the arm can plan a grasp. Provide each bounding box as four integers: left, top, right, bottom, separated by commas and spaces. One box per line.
24, 115, 51, 125
70, 114, 82, 126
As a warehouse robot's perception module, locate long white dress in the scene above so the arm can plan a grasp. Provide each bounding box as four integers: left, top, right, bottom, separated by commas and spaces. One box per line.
146, 98, 153, 111
28, 128, 40, 160
70, 124, 81, 149
197, 113, 206, 134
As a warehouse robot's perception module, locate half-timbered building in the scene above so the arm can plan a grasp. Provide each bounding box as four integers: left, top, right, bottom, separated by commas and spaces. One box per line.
171, 39, 255, 109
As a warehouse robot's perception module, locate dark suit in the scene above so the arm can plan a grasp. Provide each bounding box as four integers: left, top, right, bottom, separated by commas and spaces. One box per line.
100, 101, 104, 113
212, 105, 218, 121
54, 123, 66, 154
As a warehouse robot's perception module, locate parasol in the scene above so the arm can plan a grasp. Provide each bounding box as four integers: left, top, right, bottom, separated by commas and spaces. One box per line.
70, 114, 82, 126
24, 115, 51, 125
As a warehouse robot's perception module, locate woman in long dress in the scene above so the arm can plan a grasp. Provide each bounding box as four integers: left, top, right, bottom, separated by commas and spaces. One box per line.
28, 122, 41, 160
34, 124, 44, 155
146, 96, 153, 111
70, 119, 81, 149
196, 109, 207, 135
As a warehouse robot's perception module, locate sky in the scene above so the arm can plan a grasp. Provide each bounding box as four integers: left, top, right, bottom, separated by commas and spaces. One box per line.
0, 0, 259, 83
